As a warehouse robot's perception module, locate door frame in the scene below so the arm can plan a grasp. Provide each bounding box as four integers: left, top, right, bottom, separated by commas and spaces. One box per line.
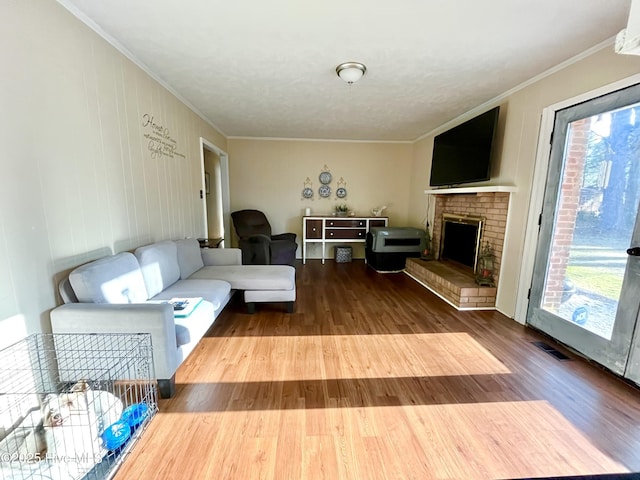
514, 72, 640, 324
526, 87, 640, 373
199, 138, 230, 247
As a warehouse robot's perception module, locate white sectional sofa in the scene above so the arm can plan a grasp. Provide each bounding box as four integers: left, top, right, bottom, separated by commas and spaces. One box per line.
50, 238, 296, 398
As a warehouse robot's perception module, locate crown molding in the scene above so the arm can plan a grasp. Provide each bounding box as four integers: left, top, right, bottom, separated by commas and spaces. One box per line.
227, 135, 412, 144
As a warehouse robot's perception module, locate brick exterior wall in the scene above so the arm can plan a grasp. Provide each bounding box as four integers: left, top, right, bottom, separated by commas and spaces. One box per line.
542, 118, 589, 310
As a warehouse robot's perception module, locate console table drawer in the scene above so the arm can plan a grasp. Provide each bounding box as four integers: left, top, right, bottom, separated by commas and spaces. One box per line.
326, 219, 366, 228
301, 216, 388, 264
305, 219, 323, 239
325, 228, 366, 239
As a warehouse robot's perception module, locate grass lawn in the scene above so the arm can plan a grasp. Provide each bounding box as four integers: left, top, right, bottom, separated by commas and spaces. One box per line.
565, 265, 623, 300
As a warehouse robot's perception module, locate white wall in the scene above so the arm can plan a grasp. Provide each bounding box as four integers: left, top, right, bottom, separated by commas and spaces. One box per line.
0, 0, 226, 346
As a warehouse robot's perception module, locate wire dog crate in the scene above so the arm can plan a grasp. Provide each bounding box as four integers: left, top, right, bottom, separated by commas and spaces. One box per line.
0, 333, 158, 480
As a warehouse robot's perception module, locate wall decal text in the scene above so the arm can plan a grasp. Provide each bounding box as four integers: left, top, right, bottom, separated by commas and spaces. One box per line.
142, 113, 185, 159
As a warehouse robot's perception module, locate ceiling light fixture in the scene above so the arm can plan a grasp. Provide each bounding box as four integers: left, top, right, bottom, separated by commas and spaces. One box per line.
336, 62, 367, 85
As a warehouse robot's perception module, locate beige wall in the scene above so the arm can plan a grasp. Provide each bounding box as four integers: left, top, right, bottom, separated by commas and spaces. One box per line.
0, 0, 226, 347
204, 149, 224, 239
227, 139, 413, 258
408, 46, 640, 318
407, 136, 434, 230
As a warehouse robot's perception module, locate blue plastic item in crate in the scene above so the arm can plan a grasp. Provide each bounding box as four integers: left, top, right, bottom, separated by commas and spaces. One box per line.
101, 421, 131, 450
121, 403, 149, 428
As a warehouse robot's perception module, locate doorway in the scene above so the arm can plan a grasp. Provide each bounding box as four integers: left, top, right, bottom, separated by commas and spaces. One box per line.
527, 83, 640, 380
200, 139, 230, 247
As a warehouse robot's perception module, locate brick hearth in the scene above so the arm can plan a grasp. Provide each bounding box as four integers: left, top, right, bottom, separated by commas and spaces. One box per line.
405, 258, 497, 309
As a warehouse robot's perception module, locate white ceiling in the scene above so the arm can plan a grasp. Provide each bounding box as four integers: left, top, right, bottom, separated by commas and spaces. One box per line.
59, 0, 631, 142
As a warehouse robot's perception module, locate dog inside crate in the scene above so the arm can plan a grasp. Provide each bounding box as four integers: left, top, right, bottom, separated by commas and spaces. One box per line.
42, 380, 123, 463
0, 334, 157, 480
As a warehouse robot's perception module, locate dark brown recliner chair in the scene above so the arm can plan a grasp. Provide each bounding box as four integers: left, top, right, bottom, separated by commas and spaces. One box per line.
231, 209, 297, 266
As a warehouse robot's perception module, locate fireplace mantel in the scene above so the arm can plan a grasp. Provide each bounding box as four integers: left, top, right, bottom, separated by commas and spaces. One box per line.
424, 185, 517, 195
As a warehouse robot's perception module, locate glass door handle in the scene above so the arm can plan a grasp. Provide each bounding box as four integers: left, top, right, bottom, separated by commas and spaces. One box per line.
627, 247, 640, 256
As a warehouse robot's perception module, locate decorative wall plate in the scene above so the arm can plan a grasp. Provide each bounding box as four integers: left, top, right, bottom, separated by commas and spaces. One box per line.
302, 187, 314, 199
319, 185, 331, 197
336, 187, 347, 198
319, 171, 332, 185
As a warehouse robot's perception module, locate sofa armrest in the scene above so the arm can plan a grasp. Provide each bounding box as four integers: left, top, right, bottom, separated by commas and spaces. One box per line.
50, 303, 178, 380
201, 247, 242, 266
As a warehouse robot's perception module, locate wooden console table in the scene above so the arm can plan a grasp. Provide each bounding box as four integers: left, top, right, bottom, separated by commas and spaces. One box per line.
302, 216, 388, 264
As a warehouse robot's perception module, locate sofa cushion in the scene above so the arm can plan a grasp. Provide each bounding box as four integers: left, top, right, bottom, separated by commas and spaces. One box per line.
189, 265, 295, 291
150, 279, 231, 310
69, 252, 148, 303
135, 241, 181, 298
176, 238, 204, 279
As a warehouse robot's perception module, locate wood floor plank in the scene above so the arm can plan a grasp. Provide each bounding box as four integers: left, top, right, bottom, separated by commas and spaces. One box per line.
115, 260, 640, 479
304, 435, 339, 479
274, 411, 304, 479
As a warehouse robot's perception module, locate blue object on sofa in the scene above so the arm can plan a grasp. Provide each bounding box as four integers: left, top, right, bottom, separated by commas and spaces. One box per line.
232, 209, 297, 266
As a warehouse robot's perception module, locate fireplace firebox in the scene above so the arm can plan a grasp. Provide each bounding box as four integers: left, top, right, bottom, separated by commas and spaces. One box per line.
439, 214, 483, 272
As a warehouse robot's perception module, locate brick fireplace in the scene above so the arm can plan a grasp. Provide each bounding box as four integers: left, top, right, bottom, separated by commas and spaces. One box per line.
405, 187, 514, 310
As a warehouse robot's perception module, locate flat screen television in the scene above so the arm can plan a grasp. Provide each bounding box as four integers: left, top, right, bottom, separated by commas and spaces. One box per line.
429, 106, 500, 187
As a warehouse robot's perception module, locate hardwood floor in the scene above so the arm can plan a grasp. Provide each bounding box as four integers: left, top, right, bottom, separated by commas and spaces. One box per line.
115, 260, 640, 479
